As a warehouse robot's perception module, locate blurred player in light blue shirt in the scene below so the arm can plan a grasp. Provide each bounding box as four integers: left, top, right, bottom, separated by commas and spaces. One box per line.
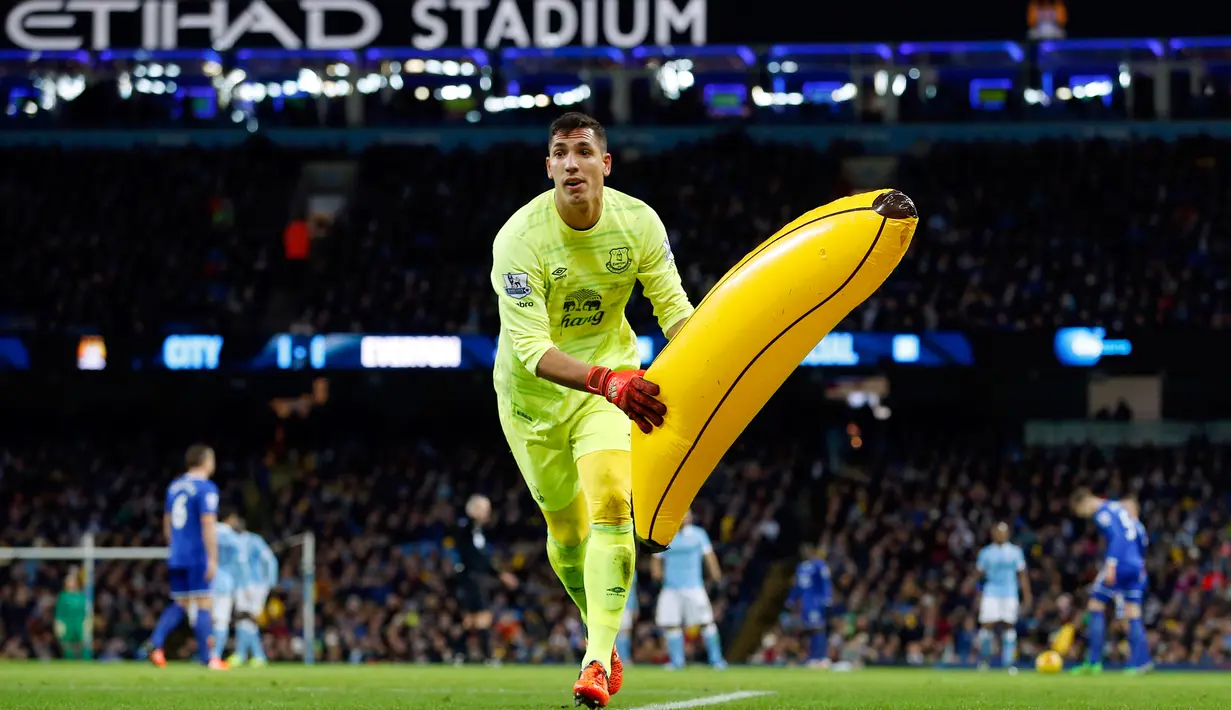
1070, 491, 1150, 674
787, 543, 833, 668
975, 522, 1031, 672
229, 530, 278, 666
211, 509, 249, 666
651, 511, 726, 670
616, 570, 638, 664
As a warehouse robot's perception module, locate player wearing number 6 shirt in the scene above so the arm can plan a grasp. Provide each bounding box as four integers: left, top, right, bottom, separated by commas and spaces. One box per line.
1069, 490, 1150, 674
491, 112, 694, 708
146, 444, 225, 669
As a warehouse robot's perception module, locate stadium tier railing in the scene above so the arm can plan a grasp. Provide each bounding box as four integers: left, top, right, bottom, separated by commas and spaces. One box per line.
0, 532, 317, 664
5, 121, 1231, 153
1025, 420, 1231, 447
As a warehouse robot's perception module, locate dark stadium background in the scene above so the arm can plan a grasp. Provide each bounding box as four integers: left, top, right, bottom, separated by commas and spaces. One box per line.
1, 0, 1229, 674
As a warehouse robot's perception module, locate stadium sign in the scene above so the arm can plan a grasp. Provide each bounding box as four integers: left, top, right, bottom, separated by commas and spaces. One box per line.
3, 0, 1227, 50
2, 0, 707, 52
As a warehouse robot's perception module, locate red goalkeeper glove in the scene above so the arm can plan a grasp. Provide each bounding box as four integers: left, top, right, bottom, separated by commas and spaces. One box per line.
585, 366, 666, 434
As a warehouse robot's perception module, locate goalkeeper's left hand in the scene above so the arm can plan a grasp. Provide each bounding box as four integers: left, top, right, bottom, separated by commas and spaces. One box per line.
586, 367, 666, 434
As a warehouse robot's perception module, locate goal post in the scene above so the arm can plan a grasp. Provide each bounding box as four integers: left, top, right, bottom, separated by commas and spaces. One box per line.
0, 532, 316, 664
275, 532, 317, 665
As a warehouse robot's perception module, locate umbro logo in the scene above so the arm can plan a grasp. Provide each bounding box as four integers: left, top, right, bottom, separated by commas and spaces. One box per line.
552, 267, 568, 279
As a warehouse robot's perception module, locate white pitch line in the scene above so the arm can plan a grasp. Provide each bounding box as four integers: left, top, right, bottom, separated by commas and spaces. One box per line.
627, 690, 773, 710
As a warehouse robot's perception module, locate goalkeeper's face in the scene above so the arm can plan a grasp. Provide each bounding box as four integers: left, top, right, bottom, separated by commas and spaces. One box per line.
546, 128, 611, 205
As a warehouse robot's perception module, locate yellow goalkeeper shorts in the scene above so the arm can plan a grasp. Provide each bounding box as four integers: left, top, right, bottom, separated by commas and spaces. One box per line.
496, 391, 630, 513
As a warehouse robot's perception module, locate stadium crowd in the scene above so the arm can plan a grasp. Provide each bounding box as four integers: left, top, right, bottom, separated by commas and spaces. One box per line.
0, 390, 790, 665
1, 135, 1229, 335
2, 410, 1229, 668
752, 431, 1231, 668
0, 140, 301, 334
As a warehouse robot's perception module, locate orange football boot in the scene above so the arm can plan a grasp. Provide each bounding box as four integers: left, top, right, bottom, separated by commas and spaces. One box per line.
149, 649, 167, 668
207, 658, 230, 671
608, 646, 623, 695
573, 660, 610, 708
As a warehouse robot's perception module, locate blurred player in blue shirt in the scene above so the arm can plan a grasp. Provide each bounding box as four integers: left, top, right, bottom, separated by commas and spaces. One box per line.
1122, 498, 1152, 671
229, 529, 278, 667
975, 522, 1031, 672
147, 444, 222, 668
787, 543, 832, 668
209, 509, 249, 668
651, 510, 726, 670
1070, 489, 1150, 674
616, 570, 638, 665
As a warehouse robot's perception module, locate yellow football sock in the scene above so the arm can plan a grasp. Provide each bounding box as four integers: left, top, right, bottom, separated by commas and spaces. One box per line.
577, 449, 635, 673
547, 533, 590, 625
580, 522, 634, 672
544, 492, 592, 625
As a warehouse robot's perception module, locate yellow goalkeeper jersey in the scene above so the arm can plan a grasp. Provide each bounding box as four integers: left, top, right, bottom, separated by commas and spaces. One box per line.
490, 188, 694, 427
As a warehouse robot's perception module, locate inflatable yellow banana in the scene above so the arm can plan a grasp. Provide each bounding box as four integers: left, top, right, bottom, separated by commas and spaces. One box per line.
632, 189, 918, 549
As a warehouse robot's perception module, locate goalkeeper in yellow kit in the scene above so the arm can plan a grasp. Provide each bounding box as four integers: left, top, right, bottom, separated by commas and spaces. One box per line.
491, 112, 693, 707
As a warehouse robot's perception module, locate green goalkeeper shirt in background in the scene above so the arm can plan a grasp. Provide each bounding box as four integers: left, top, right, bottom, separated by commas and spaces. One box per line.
490, 188, 694, 429
55, 589, 87, 640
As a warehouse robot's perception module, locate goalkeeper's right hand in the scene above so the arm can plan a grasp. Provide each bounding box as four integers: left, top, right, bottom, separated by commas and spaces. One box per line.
586, 366, 666, 434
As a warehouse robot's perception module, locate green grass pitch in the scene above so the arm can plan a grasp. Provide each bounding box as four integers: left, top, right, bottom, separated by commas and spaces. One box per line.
0, 663, 1225, 709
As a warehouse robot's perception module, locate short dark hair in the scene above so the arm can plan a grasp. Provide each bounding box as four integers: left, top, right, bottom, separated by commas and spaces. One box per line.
1069, 487, 1092, 507
185, 444, 213, 469
548, 112, 607, 151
